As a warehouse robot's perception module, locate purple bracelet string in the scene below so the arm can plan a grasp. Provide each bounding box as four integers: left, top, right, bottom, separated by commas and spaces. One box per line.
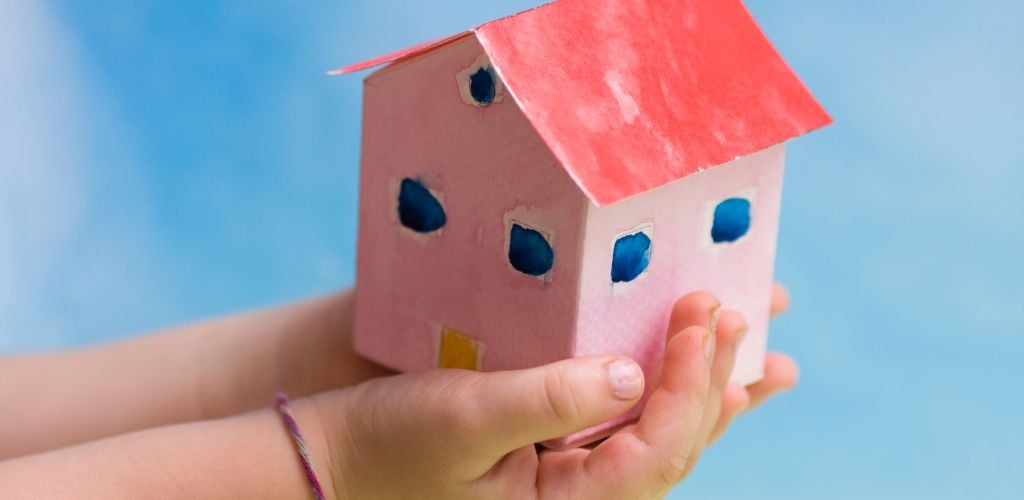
275, 393, 326, 500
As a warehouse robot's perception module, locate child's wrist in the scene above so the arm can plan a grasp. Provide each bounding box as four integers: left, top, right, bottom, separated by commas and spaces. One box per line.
310, 389, 362, 500
282, 393, 342, 500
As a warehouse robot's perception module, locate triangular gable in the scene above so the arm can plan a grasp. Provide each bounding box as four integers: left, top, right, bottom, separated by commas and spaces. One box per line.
335, 0, 831, 206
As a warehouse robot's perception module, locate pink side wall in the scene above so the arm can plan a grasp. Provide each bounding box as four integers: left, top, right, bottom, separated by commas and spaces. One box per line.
562, 145, 786, 446
353, 36, 589, 373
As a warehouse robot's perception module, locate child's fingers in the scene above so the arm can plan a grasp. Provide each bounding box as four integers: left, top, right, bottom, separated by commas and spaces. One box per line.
567, 293, 721, 496
708, 310, 747, 404
647, 291, 718, 422
708, 382, 749, 444
466, 355, 645, 461
477, 292, 718, 460
747, 352, 799, 409
704, 286, 789, 444
770, 282, 790, 318
679, 309, 747, 476
666, 291, 721, 338
708, 352, 799, 444
581, 325, 711, 497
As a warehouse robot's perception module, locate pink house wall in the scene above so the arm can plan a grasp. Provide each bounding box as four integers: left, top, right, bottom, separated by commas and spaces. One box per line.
353, 36, 590, 373
563, 145, 786, 445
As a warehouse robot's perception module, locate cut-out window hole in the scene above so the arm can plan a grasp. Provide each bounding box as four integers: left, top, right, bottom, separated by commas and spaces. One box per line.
469, 67, 496, 105
711, 198, 751, 243
508, 223, 554, 277
397, 178, 446, 233
611, 228, 652, 283
457, 55, 503, 107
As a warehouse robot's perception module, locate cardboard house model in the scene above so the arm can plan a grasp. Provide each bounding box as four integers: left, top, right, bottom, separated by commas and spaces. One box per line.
337, 0, 830, 447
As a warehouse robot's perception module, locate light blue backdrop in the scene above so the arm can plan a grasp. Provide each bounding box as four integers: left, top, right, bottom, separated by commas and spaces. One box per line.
1, 1, 1021, 498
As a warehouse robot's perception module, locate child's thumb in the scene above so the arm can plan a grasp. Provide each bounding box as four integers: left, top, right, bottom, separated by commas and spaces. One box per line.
469, 356, 644, 454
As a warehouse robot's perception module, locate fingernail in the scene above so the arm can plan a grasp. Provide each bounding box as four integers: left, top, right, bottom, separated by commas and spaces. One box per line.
709, 305, 721, 335
702, 328, 715, 361
606, 359, 643, 400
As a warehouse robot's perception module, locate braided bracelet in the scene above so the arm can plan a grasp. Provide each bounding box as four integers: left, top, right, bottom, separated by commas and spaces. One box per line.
275, 393, 326, 500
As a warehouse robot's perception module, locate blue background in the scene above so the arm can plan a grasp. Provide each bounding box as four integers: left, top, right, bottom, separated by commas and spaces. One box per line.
1, 1, 1021, 497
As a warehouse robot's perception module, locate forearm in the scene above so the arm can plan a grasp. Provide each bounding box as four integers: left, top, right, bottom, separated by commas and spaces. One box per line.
0, 395, 336, 499
0, 290, 388, 459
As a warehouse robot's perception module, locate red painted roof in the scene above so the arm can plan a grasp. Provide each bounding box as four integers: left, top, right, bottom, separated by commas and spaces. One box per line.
327, 34, 467, 76
336, 0, 831, 206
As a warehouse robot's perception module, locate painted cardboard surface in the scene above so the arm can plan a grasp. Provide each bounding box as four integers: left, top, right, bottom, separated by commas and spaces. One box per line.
353, 36, 589, 374
328, 33, 469, 76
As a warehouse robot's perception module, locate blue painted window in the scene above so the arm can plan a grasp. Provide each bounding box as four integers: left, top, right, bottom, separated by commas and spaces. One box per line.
469, 67, 496, 106
508, 223, 554, 276
611, 230, 651, 283
711, 198, 751, 243
397, 178, 446, 233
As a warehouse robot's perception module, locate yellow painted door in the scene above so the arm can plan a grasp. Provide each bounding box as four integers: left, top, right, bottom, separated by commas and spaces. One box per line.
439, 327, 480, 370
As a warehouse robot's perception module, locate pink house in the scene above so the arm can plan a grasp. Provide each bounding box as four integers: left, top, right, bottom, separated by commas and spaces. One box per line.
341, 0, 830, 447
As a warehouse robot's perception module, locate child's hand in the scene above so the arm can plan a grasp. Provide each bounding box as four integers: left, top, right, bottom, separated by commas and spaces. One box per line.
308, 291, 793, 499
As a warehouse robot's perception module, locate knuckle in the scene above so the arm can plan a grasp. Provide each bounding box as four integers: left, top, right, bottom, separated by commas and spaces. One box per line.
543, 369, 584, 424
439, 374, 485, 433
657, 454, 690, 487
